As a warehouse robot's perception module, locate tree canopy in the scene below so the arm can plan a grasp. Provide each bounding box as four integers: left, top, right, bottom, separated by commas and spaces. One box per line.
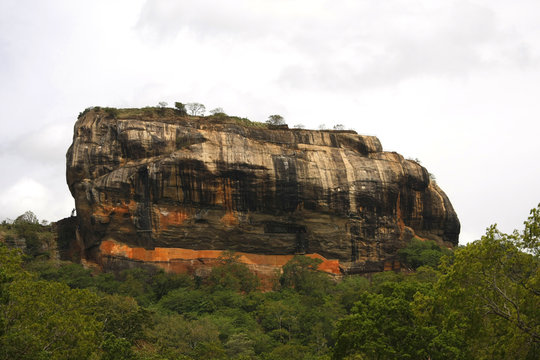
0, 205, 538, 359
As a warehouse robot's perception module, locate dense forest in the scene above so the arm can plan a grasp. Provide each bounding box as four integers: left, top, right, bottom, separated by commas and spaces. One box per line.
0, 205, 538, 359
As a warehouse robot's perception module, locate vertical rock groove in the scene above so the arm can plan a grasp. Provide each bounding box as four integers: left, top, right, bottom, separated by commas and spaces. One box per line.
67, 109, 460, 274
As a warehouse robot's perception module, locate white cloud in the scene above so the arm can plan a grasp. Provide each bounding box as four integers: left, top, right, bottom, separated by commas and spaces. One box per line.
0, 177, 73, 222
2, 123, 72, 164
137, 0, 536, 92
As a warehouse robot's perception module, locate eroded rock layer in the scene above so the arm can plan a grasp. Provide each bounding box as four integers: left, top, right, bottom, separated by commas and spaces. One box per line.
66, 109, 460, 274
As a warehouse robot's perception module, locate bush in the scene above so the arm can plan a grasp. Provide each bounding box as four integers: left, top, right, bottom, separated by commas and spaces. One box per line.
398, 237, 452, 270
174, 102, 187, 116
103, 107, 119, 119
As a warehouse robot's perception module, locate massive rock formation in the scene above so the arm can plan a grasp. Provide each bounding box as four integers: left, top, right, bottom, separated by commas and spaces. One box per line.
66, 108, 459, 275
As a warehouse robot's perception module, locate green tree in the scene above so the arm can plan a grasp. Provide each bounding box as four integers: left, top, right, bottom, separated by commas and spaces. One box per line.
151, 269, 194, 301
0, 278, 102, 359
28, 261, 94, 289
257, 294, 303, 344
408, 204, 540, 360
100, 332, 135, 360
187, 102, 206, 116
332, 280, 437, 360
398, 237, 453, 270
209, 107, 226, 115
145, 313, 191, 358
11, 211, 48, 257
518, 204, 540, 256
435, 219, 539, 358
280, 255, 331, 297
14, 211, 38, 225
266, 114, 285, 126
158, 288, 216, 316
266, 343, 310, 360
174, 102, 187, 116
206, 251, 259, 293
335, 275, 370, 312
97, 294, 150, 342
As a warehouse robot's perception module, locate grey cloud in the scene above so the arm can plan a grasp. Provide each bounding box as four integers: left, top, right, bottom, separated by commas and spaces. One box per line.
278, 1, 533, 90
136, 0, 272, 40
2, 123, 72, 165
137, 0, 532, 91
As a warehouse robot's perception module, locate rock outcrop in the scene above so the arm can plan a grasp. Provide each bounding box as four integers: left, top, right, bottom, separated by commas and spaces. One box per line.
66, 108, 459, 275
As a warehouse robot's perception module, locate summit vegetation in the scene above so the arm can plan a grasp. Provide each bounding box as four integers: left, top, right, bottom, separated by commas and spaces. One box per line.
76, 104, 352, 132
0, 205, 538, 359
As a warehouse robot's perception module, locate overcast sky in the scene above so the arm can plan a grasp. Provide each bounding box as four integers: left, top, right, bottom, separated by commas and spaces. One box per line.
1, 0, 539, 244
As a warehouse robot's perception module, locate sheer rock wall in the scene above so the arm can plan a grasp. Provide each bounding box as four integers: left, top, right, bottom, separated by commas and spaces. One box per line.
66, 109, 460, 274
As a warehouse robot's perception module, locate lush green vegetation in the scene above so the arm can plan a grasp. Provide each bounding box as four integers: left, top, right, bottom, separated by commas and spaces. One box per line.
0, 211, 54, 258
398, 237, 453, 270
1, 205, 538, 359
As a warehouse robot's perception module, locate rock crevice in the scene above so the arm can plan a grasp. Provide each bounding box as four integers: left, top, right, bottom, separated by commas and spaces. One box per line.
66, 109, 460, 274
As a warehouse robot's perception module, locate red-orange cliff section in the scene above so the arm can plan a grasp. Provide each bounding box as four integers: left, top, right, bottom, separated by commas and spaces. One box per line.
65, 107, 459, 277
100, 239, 340, 274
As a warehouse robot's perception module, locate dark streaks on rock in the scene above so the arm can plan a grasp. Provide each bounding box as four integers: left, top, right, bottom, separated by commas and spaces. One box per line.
66, 108, 460, 274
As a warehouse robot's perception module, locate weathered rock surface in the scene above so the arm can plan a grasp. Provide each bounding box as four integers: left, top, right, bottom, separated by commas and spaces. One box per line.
66, 108, 459, 274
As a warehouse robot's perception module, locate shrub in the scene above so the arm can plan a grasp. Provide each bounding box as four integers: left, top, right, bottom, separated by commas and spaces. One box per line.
398, 237, 452, 270
174, 102, 187, 116
103, 107, 119, 119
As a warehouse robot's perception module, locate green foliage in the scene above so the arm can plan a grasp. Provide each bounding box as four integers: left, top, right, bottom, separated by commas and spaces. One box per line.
266, 114, 286, 126
257, 295, 301, 338
27, 260, 95, 288
187, 102, 206, 116
520, 204, 540, 256
1, 204, 539, 359
145, 313, 191, 357
333, 279, 436, 360
0, 243, 26, 280
151, 270, 195, 300
174, 101, 187, 116
100, 332, 135, 360
78, 106, 94, 119
14, 211, 38, 225
205, 251, 260, 293
280, 255, 331, 297
230, 116, 268, 128
97, 294, 151, 342
266, 343, 311, 360
334, 275, 370, 312
2, 211, 53, 257
0, 278, 102, 359
434, 222, 539, 358
103, 107, 119, 119
209, 107, 226, 116
398, 237, 453, 270
159, 288, 216, 316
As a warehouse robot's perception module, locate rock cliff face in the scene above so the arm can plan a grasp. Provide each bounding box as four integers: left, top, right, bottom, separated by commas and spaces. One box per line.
66, 108, 459, 275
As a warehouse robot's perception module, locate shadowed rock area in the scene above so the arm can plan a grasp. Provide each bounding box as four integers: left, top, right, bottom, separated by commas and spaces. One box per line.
66, 108, 460, 274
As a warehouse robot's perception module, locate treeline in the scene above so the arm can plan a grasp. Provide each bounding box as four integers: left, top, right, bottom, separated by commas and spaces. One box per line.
0, 205, 538, 359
